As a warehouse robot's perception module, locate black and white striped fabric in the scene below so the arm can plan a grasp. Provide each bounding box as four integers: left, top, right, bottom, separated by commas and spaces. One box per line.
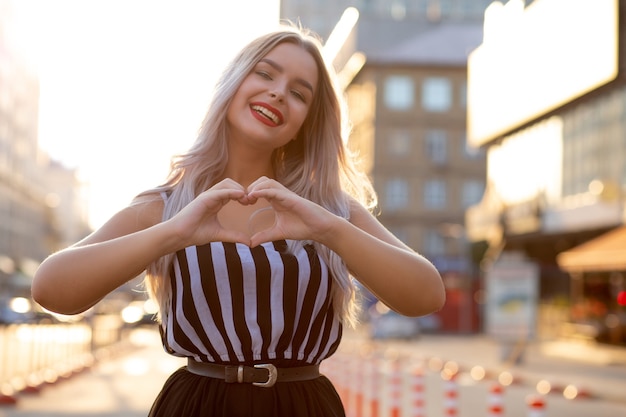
160, 240, 342, 366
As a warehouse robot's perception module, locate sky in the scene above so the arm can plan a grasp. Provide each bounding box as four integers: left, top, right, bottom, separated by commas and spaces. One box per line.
11, 0, 280, 229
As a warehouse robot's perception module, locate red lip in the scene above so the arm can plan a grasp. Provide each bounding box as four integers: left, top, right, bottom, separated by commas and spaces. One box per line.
250, 101, 284, 127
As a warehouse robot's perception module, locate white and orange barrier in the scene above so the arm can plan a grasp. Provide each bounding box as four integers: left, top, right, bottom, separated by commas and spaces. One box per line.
323, 347, 556, 417
409, 365, 425, 417
488, 382, 505, 417
526, 394, 546, 417
0, 318, 131, 407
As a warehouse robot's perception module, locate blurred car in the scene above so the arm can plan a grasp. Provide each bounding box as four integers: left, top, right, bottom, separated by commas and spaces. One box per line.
121, 299, 158, 327
368, 301, 420, 340
0, 297, 60, 325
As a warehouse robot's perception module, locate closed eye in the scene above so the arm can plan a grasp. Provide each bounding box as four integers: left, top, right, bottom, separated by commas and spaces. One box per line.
291, 89, 306, 102
256, 71, 272, 80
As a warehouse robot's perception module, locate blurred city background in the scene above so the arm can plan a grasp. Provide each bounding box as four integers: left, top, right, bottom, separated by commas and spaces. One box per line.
1, 0, 625, 415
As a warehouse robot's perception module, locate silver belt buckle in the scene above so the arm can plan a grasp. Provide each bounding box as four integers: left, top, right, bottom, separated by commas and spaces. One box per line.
253, 364, 278, 387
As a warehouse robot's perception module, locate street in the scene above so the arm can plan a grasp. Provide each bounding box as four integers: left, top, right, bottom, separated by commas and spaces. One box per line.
330, 329, 626, 417
1, 327, 625, 417
0, 328, 185, 417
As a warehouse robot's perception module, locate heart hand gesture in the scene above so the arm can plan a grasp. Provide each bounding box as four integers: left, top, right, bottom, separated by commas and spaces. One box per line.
167, 179, 253, 247
245, 177, 337, 247
167, 177, 338, 249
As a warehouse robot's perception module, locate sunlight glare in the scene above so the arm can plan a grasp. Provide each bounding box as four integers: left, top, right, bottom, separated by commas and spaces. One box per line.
123, 357, 150, 376
12, 0, 280, 229
563, 384, 579, 400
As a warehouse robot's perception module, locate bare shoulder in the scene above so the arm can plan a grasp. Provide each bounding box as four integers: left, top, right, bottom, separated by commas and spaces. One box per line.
128, 192, 165, 229
74, 191, 164, 247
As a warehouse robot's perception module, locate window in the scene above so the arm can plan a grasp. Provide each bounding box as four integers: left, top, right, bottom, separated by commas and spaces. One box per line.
385, 178, 409, 211
388, 130, 412, 156
459, 80, 467, 108
384, 75, 414, 110
424, 179, 446, 208
357, 0, 373, 12
462, 180, 484, 208
439, 0, 453, 14
425, 129, 447, 164
424, 229, 445, 256
562, 90, 626, 198
422, 77, 452, 112
410, 0, 429, 13
389, 226, 409, 245
390, 0, 407, 19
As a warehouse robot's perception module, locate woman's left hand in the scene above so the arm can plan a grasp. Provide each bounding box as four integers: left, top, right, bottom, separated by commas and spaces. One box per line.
246, 178, 445, 317
246, 177, 338, 247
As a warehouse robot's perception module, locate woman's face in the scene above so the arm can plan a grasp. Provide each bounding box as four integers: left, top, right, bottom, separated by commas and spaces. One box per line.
226, 42, 319, 152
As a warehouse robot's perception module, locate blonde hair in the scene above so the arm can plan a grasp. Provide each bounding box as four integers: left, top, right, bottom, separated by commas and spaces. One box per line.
143, 25, 376, 327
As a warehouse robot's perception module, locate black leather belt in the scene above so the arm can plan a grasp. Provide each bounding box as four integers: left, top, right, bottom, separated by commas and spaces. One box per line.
186, 359, 320, 388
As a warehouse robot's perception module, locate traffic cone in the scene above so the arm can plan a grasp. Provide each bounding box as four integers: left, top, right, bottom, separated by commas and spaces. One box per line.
442, 372, 458, 416
388, 358, 403, 417
365, 355, 380, 417
0, 384, 17, 406
409, 365, 425, 417
526, 394, 546, 417
488, 382, 504, 417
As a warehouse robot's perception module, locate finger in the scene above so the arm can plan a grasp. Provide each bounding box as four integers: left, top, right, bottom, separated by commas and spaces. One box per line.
249, 229, 284, 248
218, 230, 252, 246
238, 193, 257, 205
246, 187, 286, 203
200, 188, 247, 207
246, 176, 272, 190
212, 178, 246, 191
246, 177, 285, 196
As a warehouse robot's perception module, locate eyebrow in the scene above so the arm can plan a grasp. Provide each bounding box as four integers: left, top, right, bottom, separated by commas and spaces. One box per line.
259, 58, 314, 93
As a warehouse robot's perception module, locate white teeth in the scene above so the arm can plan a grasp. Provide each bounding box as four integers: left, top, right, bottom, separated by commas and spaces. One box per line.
251, 105, 280, 124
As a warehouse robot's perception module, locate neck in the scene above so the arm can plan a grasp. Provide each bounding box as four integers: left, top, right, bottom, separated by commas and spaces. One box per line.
223, 134, 279, 186
222, 155, 275, 187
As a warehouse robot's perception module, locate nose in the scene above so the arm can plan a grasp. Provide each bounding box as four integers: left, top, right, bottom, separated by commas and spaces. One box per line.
269, 86, 285, 102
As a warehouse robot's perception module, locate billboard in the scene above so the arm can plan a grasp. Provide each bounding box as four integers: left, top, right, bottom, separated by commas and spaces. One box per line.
467, 0, 619, 147
485, 253, 539, 340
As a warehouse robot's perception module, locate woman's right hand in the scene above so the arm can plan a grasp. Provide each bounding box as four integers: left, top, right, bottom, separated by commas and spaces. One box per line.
167, 178, 252, 247
32, 179, 251, 315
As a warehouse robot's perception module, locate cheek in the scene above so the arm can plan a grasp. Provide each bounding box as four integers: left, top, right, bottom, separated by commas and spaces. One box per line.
225, 102, 237, 126
227, 90, 250, 118
295, 101, 313, 123
296, 105, 313, 130
289, 113, 308, 137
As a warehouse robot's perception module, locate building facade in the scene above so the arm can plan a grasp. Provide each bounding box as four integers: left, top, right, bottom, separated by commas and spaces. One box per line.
0, 0, 91, 300
280, 0, 491, 333
346, 23, 486, 332
466, 0, 626, 345
281, 0, 494, 42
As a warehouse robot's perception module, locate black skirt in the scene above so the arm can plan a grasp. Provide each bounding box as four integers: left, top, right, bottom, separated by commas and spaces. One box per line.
148, 366, 346, 417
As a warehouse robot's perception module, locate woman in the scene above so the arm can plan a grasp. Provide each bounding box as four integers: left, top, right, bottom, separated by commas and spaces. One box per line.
32, 25, 444, 416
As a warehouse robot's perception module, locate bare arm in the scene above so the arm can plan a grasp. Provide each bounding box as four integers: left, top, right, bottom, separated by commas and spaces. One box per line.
32, 181, 251, 315
247, 178, 445, 317
32, 197, 177, 315
323, 202, 445, 317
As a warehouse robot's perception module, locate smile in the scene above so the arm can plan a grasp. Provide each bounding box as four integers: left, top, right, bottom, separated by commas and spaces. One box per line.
250, 103, 284, 126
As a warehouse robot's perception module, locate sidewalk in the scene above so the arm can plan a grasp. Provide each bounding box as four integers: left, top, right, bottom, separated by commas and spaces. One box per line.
1, 328, 624, 416
0, 328, 185, 417
341, 329, 626, 404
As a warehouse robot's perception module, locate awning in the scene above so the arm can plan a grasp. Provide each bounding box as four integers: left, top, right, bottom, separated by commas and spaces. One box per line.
557, 225, 626, 273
